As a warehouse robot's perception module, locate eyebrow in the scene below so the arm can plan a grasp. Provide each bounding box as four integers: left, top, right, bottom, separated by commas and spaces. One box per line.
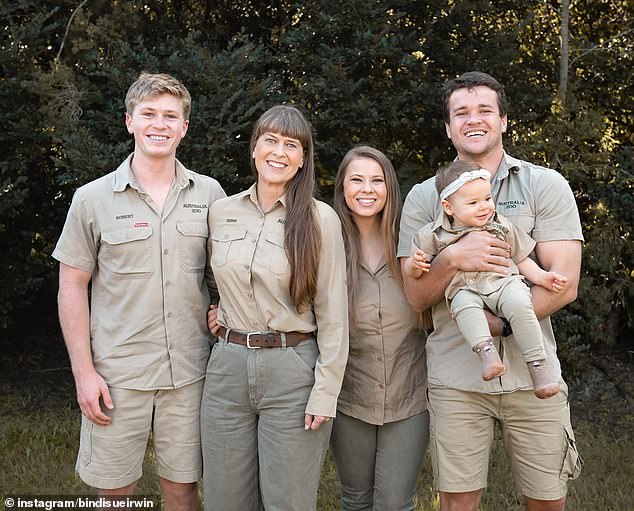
263, 132, 301, 143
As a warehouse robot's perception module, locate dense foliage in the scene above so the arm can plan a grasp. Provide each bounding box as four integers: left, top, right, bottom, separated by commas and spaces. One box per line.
1, 0, 632, 367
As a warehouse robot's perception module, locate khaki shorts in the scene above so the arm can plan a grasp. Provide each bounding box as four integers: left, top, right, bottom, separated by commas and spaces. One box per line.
77, 380, 204, 489
427, 384, 582, 500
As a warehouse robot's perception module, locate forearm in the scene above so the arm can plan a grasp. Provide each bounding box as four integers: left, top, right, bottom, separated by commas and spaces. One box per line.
58, 264, 96, 380
530, 240, 581, 319
516, 257, 552, 289
58, 286, 95, 379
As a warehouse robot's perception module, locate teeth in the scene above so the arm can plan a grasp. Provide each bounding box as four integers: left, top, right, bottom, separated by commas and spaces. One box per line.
268, 161, 286, 168
149, 135, 168, 141
358, 198, 376, 204
466, 130, 485, 137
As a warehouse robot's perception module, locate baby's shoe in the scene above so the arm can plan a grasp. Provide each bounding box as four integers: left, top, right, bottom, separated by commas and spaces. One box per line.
527, 359, 560, 399
473, 338, 507, 381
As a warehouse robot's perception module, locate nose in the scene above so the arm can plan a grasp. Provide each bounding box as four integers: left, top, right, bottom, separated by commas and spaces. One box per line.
272, 141, 285, 156
361, 180, 373, 192
152, 115, 167, 128
467, 111, 481, 124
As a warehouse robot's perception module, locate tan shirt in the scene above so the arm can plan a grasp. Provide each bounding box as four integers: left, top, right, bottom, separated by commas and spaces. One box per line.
337, 262, 427, 425
210, 184, 349, 417
413, 212, 536, 302
52, 154, 226, 389
398, 153, 583, 393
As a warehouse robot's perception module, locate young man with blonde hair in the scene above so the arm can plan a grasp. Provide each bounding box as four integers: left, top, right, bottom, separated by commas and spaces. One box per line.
54, 73, 225, 509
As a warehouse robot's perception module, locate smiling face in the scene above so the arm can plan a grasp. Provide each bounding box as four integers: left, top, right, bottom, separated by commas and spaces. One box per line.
441, 177, 495, 228
343, 157, 387, 221
445, 85, 507, 166
125, 93, 188, 160
252, 131, 304, 190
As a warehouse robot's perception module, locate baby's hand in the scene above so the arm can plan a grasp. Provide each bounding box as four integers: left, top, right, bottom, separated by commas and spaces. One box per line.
404, 250, 431, 278
544, 272, 568, 293
412, 249, 431, 271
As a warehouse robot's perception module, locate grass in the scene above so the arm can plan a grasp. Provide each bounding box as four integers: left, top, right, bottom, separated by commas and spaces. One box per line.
2, 329, 633, 509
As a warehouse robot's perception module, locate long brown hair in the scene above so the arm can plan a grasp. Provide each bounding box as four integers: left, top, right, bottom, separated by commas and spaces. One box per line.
334, 146, 402, 327
249, 105, 321, 313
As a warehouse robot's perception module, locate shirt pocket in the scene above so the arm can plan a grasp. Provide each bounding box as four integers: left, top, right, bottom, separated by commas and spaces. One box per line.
211, 227, 247, 268
502, 213, 535, 237
265, 231, 289, 275
100, 227, 153, 279
177, 222, 208, 272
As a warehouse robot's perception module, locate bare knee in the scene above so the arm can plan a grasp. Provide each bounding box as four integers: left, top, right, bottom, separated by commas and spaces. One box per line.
98, 481, 138, 496
440, 490, 483, 511
525, 496, 567, 511
160, 479, 200, 511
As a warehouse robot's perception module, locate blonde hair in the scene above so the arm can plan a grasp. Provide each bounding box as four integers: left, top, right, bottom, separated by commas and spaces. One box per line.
125, 72, 192, 120
334, 146, 402, 327
249, 105, 321, 313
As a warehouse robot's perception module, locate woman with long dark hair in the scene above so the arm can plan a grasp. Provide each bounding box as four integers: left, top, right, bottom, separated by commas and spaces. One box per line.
201, 105, 349, 511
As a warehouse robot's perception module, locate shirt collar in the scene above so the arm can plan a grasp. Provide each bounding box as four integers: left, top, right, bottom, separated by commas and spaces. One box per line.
494, 152, 522, 181
113, 153, 193, 192
243, 182, 288, 210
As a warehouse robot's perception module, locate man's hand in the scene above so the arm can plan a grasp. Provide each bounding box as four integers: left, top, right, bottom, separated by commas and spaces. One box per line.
76, 370, 113, 426
447, 230, 511, 274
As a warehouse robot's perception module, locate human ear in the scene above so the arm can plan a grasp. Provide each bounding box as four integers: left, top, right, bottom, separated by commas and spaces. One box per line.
441, 199, 454, 216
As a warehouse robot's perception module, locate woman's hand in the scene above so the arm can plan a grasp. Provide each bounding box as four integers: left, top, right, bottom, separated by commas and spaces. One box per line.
304, 414, 331, 431
207, 304, 220, 335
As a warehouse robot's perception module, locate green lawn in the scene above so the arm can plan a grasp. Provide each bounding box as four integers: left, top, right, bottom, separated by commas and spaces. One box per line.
1, 333, 633, 510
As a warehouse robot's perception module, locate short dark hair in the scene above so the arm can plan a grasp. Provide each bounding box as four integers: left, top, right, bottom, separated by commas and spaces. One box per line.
442, 71, 508, 123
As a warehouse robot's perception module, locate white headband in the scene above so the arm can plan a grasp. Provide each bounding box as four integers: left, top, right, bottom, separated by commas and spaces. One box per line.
439, 169, 491, 200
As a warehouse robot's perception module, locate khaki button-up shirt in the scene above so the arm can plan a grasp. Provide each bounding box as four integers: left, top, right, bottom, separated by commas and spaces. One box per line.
398, 153, 583, 393
413, 211, 536, 303
52, 154, 226, 389
337, 262, 427, 425
210, 184, 349, 417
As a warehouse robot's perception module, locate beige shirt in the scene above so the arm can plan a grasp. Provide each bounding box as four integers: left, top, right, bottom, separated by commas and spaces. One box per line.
398, 153, 583, 393
337, 262, 427, 425
413, 212, 536, 302
52, 154, 226, 389
210, 184, 349, 417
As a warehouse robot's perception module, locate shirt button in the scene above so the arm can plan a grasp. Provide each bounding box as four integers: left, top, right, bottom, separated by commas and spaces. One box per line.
165, 281, 171, 286
379, 384, 385, 389
167, 312, 173, 318
377, 356, 383, 361
163, 249, 168, 255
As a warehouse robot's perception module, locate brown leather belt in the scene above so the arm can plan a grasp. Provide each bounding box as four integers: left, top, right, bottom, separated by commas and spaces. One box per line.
217, 326, 313, 349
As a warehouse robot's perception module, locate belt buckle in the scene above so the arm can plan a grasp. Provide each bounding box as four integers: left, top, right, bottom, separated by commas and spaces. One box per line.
246, 331, 262, 349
